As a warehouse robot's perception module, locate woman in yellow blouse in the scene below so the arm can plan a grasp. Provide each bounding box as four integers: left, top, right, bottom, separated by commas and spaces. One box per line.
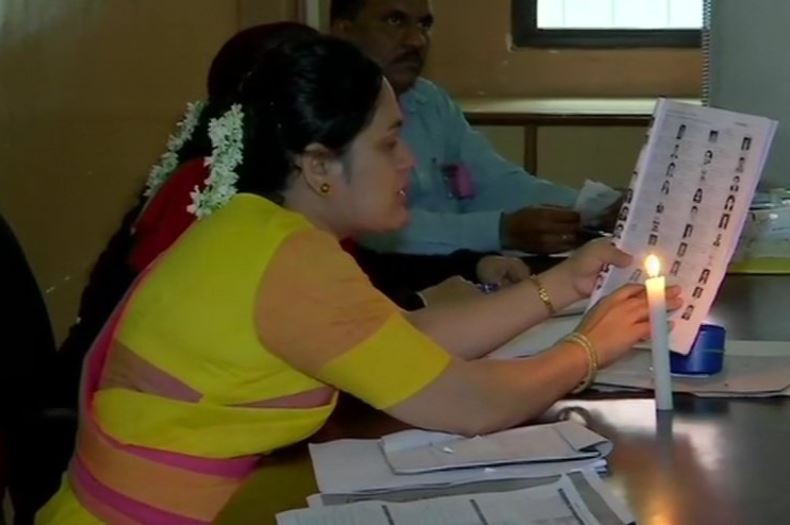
38, 35, 680, 524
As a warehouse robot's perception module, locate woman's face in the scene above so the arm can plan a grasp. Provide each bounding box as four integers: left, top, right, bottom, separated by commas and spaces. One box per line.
331, 79, 413, 235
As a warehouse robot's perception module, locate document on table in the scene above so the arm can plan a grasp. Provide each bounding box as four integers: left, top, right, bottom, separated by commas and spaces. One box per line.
381, 421, 610, 474
487, 318, 790, 398
278, 473, 630, 525
595, 347, 790, 396
487, 316, 581, 360
590, 99, 778, 354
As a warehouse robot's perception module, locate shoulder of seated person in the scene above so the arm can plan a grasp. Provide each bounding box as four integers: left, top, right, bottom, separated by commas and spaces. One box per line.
279, 227, 358, 267
403, 78, 451, 103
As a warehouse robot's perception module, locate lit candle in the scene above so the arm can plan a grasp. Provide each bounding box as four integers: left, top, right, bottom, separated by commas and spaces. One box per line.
645, 254, 673, 411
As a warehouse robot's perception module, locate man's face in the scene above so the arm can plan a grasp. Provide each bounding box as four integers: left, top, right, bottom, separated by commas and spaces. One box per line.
333, 0, 434, 94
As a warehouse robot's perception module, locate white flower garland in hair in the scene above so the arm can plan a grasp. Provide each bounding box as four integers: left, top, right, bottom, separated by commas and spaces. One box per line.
144, 101, 206, 197
188, 104, 245, 219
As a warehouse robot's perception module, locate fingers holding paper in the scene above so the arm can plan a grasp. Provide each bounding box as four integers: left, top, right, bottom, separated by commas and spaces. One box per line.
575, 284, 683, 367
558, 238, 633, 298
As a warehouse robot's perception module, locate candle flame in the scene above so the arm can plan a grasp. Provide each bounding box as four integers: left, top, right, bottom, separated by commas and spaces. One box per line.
645, 254, 661, 278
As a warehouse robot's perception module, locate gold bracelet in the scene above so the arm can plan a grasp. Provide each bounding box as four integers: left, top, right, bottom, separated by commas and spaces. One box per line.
564, 332, 598, 394
529, 275, 556, 316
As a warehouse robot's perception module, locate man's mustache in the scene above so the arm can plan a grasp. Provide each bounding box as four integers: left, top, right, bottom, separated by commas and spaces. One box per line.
393, 50, 424, 67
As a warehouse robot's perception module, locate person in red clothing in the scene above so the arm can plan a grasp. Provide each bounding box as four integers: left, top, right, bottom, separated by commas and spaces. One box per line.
128, 158, 207, 271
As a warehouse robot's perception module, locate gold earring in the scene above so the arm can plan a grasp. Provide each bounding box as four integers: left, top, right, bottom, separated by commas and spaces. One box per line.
320, 183, 331, 195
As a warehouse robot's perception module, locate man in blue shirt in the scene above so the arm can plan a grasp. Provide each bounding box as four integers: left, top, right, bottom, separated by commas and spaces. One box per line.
331, 0, 586, 255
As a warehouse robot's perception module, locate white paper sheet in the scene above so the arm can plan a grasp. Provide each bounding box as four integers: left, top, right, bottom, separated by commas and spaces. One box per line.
590, 99, 778, 354
595, 347, 790, 395
487, 316, 581, 360
555, 298, 590, 318
575, 180, 623, 226
305, 470, 635, 525
380, 421, 610, 474
601, 339, 790, 398
278, 475, 600, 525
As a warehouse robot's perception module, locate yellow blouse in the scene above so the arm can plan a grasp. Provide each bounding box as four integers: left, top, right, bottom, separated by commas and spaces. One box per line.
38, 194, 450, 524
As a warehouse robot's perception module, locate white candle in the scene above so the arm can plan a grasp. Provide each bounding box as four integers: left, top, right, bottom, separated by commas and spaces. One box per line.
645, 254, 673, 411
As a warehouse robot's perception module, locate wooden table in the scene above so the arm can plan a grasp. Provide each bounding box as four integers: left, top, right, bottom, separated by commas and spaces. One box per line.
216, 275, 790, 525
460, 97, 701, 173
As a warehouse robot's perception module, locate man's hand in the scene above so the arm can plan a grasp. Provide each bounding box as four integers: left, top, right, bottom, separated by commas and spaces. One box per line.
500, 206, 581, 254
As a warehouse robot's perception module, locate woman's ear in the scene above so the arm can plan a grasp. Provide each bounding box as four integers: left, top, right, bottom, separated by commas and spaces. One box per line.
296, 143, 339, 196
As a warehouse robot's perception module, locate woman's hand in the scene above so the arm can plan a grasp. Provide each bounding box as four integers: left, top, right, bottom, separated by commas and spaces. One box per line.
557, 238, 632, 298
476, 255, 531, 287
574, 283, 683, 367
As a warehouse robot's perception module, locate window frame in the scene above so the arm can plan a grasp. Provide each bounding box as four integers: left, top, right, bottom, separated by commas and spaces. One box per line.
511, 0, 702, 49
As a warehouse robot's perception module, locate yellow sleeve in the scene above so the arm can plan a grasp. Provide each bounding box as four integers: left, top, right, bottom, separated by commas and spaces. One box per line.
256, 229, 451, 409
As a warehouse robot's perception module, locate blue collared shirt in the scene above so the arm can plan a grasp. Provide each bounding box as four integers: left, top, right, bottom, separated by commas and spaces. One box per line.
362, 78, 578, 255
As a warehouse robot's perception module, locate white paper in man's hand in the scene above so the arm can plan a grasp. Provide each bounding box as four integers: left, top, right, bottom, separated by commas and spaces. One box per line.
575, 180, 622, 225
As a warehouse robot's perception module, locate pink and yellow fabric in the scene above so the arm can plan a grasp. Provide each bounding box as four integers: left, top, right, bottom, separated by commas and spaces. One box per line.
37, 194, 450, 524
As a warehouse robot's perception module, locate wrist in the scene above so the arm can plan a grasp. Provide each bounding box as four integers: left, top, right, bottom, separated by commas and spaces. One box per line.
553, 340, 593, 392
563, 332, 598, 393
538, 265, 585, 311
528, 275, 556, 316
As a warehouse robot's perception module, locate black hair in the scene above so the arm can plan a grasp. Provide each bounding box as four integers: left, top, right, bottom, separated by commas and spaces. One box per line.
178, 23, 319, 163
330, 0, 367, 23
221, 36, 383, 201
207, 22, 319, 101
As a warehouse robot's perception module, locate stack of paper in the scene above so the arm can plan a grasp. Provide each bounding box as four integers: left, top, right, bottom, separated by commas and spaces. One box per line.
308, 422, 611, 499
278, 470, 635, 525
381, 421, 609, 474
596, 342, 790, 398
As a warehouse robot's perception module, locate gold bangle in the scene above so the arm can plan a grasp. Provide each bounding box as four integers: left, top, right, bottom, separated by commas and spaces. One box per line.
564, 332, 598, 394
529, 275, 556, 316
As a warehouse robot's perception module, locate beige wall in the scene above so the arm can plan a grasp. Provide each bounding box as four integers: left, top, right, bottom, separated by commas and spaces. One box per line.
476, 125, 645, 189
239, 0, 300, 28
0, 0, 297, 341
537, 127, 646, 189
